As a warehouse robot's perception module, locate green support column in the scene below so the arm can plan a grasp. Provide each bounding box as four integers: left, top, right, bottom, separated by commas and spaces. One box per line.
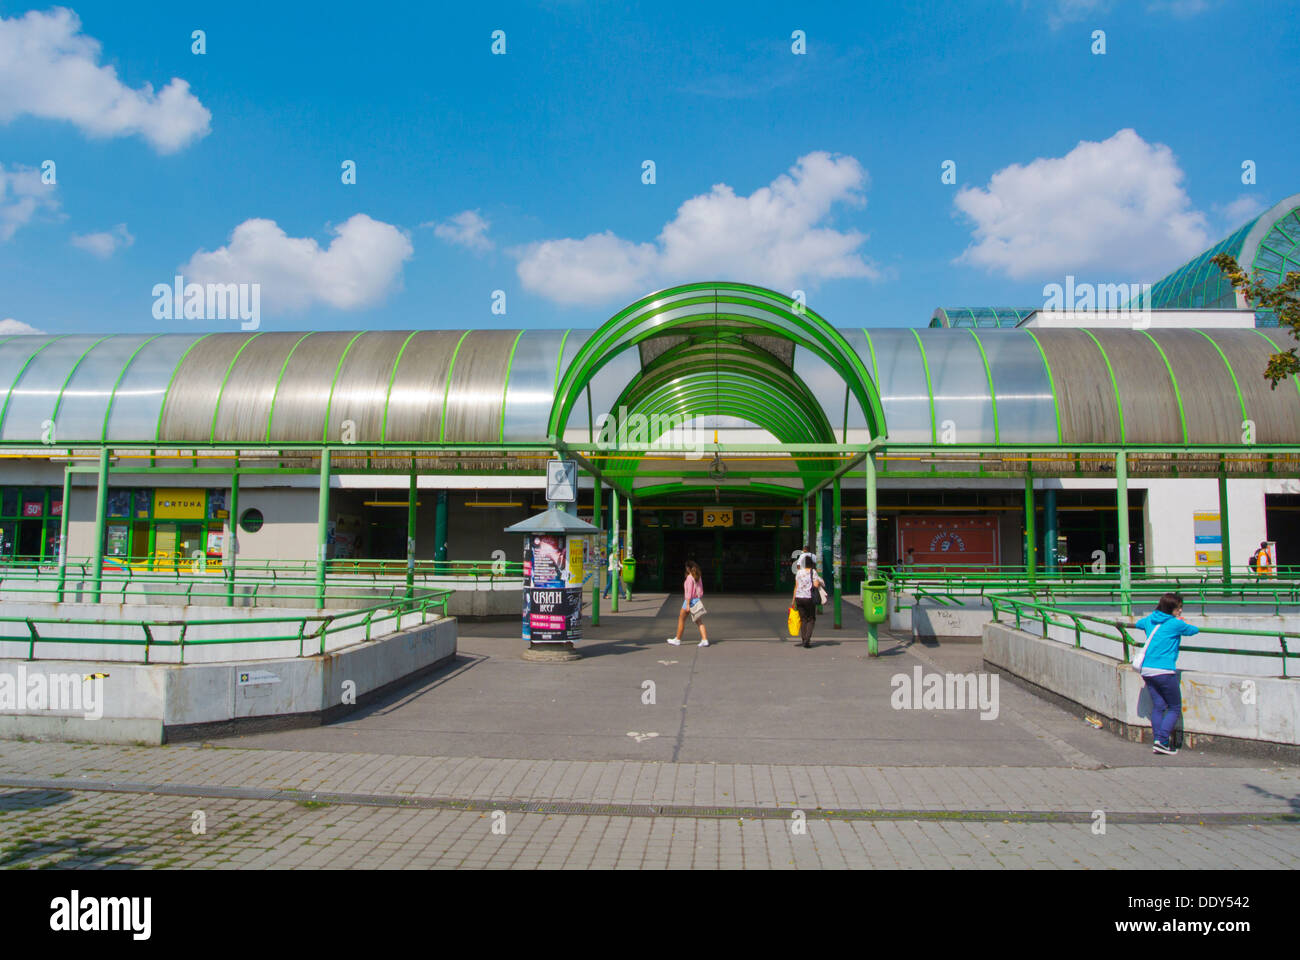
226, 472, 239, 606
833, 475, 842, 629
815, 491, 824, 569
56, 467, 71, 603
406, 471, 418, 599
1116, 451, 1131, 616
1218, 464, 1232, 588
626, 495, 633, 597
1043, 486, 1057, 576
591, 481, 602, 626
1025, 472, 1037, 584
610, 487, 620, 613
315, 448, 331, 608
90, 448, 109, 603
820, 489, 833, 583
434, 490, 448, 574
802, 498, 810, 551
866, 452, 878, 657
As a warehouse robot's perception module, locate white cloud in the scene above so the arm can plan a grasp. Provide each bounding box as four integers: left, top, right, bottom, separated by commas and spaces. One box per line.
180, 214, 414, 312
952, 128, 1211, 281
1045, 0, 1109, 29
515, 152, 878, 307
0, 163, 59, 241
427, 209, 493, 253
71, 222, 133, 258
0, 318, 43, 335
0, 7, 210, 153
1216, 194, 1267, 227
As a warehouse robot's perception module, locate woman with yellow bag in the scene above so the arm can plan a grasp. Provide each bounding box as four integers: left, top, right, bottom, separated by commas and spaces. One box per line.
791, 555, 825, 648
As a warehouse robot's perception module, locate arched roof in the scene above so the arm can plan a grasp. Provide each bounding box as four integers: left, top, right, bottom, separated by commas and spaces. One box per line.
548, 283, 888, 441
1145, 193, 1300, 314
0, 325, 1295, 449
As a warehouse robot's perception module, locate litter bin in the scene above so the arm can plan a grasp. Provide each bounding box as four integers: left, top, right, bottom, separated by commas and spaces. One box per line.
863, 577, 888, 624
621, 558, 637, 583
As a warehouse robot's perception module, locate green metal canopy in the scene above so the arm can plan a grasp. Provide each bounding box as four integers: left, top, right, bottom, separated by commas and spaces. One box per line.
547, 282, 888, 443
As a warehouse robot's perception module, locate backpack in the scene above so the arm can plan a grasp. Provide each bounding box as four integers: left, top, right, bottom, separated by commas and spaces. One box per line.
1248, 550, 1260, 572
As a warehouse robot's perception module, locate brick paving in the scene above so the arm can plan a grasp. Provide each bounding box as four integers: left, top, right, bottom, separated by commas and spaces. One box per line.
2, 598, 1297, 869
2, 787, 1296, 869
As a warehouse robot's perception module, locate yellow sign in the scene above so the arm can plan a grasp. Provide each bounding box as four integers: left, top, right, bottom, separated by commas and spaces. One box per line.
567, 536, 585, 586
153, 488, 206, 519
703, 509, 733, 528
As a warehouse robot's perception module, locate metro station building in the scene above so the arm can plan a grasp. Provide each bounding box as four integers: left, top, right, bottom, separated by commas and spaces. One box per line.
1, 194, 1298, 600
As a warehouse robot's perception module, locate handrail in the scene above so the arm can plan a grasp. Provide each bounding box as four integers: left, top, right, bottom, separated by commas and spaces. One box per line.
0, 587, 453, 664
987, 595, 1298, 678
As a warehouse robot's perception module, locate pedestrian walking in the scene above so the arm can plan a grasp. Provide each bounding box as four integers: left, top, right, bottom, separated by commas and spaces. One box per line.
791, 554, 826, 648
667, 560, 708, 647
1248, 541, 1273, 579
1132, 592, 1199, 756
603, 547, 629, 600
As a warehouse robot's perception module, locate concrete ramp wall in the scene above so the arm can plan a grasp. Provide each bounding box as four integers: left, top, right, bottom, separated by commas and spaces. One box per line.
0, 616, 457, 745
983, 621, 1299, 755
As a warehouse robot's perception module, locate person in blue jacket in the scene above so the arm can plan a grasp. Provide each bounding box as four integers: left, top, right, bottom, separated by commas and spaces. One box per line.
1134, 592, 1200, 756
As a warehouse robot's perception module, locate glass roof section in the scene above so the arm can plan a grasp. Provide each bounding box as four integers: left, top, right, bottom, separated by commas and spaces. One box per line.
929, 308, 1035, 328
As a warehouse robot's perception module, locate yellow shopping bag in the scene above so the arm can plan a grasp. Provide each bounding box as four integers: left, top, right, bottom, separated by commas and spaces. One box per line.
787, 605, 801, 637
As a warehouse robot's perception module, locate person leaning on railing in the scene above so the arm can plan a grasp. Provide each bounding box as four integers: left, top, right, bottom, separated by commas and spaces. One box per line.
1130, 592, 1199, 757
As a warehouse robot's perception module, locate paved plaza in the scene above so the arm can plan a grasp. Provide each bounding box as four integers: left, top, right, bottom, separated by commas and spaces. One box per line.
2, 596, 1297, 869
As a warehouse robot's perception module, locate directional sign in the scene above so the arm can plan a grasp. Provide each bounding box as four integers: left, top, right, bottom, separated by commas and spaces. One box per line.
546, 459, 577, 502
703, 508, 733, 528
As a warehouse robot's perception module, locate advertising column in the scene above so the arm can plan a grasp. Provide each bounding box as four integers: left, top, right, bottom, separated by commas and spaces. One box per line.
522, 533, 583, 644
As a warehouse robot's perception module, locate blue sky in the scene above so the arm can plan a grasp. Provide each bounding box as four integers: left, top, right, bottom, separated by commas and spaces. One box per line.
0, 0, 1295, 334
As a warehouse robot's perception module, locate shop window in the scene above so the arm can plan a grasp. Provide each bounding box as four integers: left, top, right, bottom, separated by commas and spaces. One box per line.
107, 489, 132, 518
207, 490, 229, 520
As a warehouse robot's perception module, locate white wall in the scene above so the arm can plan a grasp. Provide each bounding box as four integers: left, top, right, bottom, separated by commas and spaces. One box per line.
231, 486, 320, 563
1134, 478, 1266, 571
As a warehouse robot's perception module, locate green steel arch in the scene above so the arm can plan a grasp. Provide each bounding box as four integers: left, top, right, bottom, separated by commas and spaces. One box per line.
597, 337, 839, 492
547, 282, 888, 443
612, 339, 836, 442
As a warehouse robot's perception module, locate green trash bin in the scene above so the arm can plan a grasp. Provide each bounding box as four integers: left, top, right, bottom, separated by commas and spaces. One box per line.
863, 577, 888, 624
621, 558, 636, 583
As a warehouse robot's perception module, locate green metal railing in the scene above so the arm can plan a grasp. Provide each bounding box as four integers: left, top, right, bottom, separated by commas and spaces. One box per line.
0, 587, 452, 664
882, 562, 1300, 580
988, 595, 1297, 678
889, 577, 1300, 616
885, 563, 1300, 615
0, 555, 522, 607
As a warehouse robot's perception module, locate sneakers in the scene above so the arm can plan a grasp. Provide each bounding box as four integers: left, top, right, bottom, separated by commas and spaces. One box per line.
666, 637, 681, 646
1152, 740, 1179, 755
698, 638, 709, 647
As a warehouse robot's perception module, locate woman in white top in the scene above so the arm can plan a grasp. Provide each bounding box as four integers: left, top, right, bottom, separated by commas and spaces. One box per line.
791, 555, 825, 648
